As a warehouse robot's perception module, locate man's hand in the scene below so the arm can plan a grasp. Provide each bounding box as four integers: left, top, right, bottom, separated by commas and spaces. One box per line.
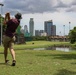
3, 12, 10, 25
5, 12, 10, 21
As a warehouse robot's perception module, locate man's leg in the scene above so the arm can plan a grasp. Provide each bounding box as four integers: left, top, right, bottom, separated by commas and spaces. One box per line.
9, 48, 16, 66
9, 48, 16, 61
4, 47, 8, 63
9, 36, 16, 66
3, 35, 9, 63
9, 40, 16, 66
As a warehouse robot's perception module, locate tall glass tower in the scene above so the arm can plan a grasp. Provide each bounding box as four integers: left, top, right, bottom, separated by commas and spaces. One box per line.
29, 18, 34, 36
44, 20, 56, 36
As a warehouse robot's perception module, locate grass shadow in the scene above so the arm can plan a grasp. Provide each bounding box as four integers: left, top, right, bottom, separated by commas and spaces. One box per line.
71, 62, 76, 65
0, 63, 5, 65
36, 53, 76, 60
0, 62, 11, 66
54, 69, 76, 75
50, 54, 76, 60
0, 52, 4, 54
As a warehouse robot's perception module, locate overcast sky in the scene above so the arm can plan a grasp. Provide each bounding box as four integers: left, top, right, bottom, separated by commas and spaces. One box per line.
0, 0, 76, 35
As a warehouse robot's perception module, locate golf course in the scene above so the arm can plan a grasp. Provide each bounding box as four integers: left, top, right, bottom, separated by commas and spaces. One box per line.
0, 41, 76, 75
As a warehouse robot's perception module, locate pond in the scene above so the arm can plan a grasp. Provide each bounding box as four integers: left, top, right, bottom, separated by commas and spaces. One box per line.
20, 45, 76, 52
33, 46, 75, 52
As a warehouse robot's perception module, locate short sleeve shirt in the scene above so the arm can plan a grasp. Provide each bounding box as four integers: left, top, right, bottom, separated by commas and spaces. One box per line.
5, 18, 20, 38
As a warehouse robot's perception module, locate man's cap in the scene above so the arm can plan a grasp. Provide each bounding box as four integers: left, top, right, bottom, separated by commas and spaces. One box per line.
15, 12, 22, 19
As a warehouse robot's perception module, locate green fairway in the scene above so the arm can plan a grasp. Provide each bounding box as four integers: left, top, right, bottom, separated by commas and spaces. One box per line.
0, 41, 70, 50
14, 41, 70, 50
0, 41, 76, 75
0, 50, 76, 75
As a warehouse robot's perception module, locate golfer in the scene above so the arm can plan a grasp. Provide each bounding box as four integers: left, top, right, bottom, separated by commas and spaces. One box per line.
3, 12, 22, 66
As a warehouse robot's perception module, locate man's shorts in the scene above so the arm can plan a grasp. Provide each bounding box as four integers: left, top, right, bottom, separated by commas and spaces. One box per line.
3, 35, 16, 49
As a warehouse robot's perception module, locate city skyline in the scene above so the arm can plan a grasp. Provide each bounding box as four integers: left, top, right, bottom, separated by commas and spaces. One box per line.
0, 0, 76, 36
22, 19, 56, 36
21, 16, 72, 36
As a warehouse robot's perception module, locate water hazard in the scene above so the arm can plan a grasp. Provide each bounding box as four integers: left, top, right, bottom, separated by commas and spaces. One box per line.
33, 46, 75, 52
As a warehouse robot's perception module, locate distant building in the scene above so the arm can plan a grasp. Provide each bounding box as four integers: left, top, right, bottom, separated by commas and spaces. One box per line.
44, 20, 56, 36
24, 25, 28, 33
52, 25, 56, 36
40, 30, 44, 33
35, 30, 47, 36
40, 32, 47, 36
35, 30, 40, 36
29, 18, 34, 36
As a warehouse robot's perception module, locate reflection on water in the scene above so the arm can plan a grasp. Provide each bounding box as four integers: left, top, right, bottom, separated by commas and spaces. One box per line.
33, 46, 74, 52
56, 47, 70, 52
33, 48, 45, 50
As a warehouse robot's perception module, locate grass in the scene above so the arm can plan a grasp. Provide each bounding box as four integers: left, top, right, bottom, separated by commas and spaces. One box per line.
0, 50, 76, 75
0, 41, 70, 50
0, 41, 76, 75
14, 41, 70, 50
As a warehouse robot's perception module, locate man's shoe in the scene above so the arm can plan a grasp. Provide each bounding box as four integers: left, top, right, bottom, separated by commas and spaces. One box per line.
5, 60, 9, 64
11, 60, 16, 66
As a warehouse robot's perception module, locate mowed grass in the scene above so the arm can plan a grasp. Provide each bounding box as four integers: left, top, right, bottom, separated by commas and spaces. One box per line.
0, 41, 76, 75
0, 50, 76, 75
0, 41, 70, 50
14, 41, 70, 49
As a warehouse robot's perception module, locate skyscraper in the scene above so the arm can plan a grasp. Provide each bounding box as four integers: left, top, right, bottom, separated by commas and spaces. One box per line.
51, 25, 56, 36
24, 25, 28, 33
44, 20, 56, 36
29, 18, 34, 36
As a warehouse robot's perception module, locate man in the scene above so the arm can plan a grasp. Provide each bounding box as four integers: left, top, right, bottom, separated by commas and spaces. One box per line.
3, 12, 22, 66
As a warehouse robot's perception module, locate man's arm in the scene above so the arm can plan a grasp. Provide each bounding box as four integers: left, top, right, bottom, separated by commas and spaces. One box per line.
3, 12, 11, 25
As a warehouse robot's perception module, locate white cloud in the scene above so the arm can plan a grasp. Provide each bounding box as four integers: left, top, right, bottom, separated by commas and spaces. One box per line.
2, 0, 76, 14
61, 0, 73, 4
1, 0, 76, 35
0, 0, 4, 2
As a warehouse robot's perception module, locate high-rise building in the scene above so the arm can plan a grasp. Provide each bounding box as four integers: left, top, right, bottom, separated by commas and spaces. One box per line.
24, 25, 28, 33
29, 18, 34, 36
44, 20, 56, 36
35, 30, 40, 36
40, 30, 44, 33
52, 25, 56, 36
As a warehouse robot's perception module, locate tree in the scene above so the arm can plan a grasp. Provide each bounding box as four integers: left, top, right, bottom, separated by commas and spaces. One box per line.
0, 15, 4, 37
16, 25, 21, 35
69, 27, 76, 44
